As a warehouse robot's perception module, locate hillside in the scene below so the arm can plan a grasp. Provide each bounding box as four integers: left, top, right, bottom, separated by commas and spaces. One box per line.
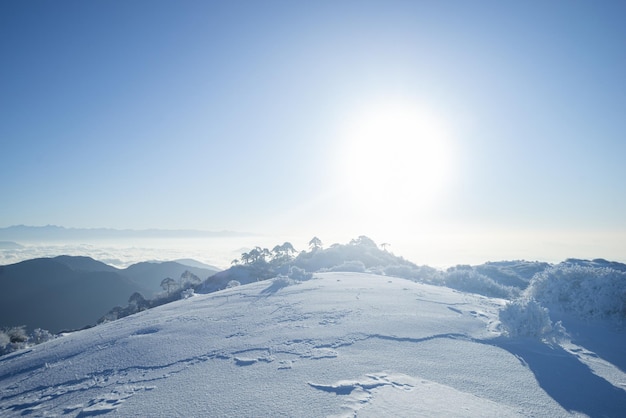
0, 257, 219, 333
1, 272, 624, 417
0, 258, 145, 334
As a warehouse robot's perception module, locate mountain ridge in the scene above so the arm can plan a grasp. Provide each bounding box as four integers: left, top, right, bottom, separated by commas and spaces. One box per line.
0, 256, 219, 333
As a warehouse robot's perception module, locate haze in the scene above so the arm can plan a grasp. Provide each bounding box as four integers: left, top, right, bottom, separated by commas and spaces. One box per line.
2, 1, 625, 266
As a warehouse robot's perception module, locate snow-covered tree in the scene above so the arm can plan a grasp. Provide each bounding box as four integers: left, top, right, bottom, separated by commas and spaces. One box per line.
161, 277, 176, 295
349, 236, 377, 248
180, 270, 201, 289
309, 237, 323, 250
272, 242, 297, 263
128, 292, 148, 312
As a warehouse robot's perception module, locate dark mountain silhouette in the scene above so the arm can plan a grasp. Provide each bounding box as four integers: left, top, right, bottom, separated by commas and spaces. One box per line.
173, 258, 219, 270
0, 258, 146, 333
53, 255, 119, 273
0, 256, 220, 333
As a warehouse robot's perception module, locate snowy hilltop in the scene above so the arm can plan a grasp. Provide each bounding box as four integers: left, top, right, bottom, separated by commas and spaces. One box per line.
1, 237, 626, 416
1, 267, 626, 416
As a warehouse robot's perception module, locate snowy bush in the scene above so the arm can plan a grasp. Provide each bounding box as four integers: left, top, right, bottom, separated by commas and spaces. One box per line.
499, 298, 564, 339
328, 260, 366, 273
1, 326, 55, 356
288, 266, 312, 281
5, 326, 27, 343
226, 280, 241, 289
30, 328, 54, 345
272, 275, 297, 288
443, 268, 518, 299
526, 264, 626, 321
0, 331, 9, 352
181, 288, 195, 299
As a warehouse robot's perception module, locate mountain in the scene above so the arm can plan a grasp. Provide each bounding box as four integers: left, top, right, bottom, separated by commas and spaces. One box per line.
0, 241, 23, 249
1, 272, 624, 416
173, 258, 219, 270
0, 257, 220, 333
0, 258, 147, 333
52, 255, 119, 273
0, 224, 256, 241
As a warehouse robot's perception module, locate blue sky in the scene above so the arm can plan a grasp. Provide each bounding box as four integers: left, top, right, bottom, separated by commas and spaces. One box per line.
1, 1, 625, 264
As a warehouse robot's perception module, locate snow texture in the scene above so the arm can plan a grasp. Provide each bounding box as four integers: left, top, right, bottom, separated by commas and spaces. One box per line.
1, 272, 625, 417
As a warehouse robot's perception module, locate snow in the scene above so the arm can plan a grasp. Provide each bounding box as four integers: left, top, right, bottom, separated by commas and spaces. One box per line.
1, 272, 625, 417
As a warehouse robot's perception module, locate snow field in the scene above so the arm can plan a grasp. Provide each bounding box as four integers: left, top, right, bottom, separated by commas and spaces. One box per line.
1, 272, 623, 416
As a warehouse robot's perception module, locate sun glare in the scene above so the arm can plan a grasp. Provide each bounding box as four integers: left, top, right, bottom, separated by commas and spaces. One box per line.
333, 100, 455, 233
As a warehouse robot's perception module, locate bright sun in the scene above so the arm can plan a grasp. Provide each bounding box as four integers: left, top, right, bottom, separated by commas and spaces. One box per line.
333, 99, 455, 233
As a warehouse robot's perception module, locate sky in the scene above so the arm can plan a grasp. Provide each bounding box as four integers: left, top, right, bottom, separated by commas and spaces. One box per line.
1, 0, 625, 266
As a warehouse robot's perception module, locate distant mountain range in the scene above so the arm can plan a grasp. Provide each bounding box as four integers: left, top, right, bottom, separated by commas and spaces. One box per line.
0, 241, 23, 249
0, 256, 220, 333
0, 225, 256, 241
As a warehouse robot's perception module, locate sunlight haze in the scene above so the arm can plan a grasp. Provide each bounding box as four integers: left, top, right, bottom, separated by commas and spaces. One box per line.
1, 0, 625, 266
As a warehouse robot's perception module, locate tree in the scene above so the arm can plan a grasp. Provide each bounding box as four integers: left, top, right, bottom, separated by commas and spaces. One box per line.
281, 242, 296, 256
272, 242, 297, 262
349, 236, 377, 248
180, 270, 201, 289
5, 326, 27, 343
309, 236, 323, 250
247, 247, 270, 263
380, 243, 390, 251
128, 292, 148, 312
160, 277, 176, 295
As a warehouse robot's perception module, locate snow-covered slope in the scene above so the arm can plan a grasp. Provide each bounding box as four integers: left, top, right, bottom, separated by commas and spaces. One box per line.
1, 273, 625, 417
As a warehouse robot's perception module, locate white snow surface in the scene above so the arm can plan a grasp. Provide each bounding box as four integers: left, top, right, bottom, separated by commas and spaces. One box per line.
1, 272, 625, 417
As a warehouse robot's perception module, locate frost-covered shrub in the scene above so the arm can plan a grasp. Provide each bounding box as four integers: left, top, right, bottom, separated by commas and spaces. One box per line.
5, 326, 27, 343
383, 265, 440, 282
329, 260, 366, 273
526, 265, 626, 321
30, 328, 54, 345
226, 280, 241, 289
444, 269, 518, 299
1, 326, 40, 356
499, 298, 563, 339
1, 327, 56, 357
0, 331, 9, 351
272, 275, 297, 288
288, 266, 312, 281
260, 275, 299, 294
181, 288, 195, 299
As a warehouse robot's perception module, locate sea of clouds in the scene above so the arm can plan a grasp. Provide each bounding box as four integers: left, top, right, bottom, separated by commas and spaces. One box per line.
0, 237, 291, 270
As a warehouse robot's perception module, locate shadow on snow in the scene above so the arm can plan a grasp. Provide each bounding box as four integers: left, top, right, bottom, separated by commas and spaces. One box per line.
492, 337, 626, 417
